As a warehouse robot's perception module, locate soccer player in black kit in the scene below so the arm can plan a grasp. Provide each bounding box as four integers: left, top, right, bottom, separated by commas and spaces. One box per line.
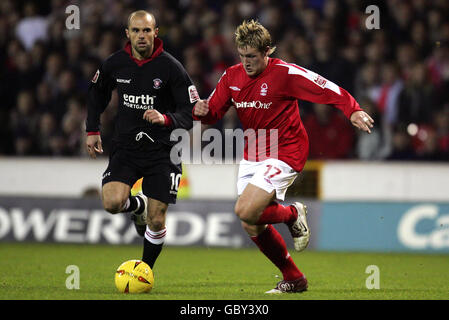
86, 11, 198, 269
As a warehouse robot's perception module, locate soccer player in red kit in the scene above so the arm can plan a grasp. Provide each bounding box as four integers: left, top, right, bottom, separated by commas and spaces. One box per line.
193, 20, 374, 293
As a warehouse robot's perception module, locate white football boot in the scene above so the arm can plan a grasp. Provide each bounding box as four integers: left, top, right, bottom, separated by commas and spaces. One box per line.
288, 202, 310, 252
131, 191, 148, 237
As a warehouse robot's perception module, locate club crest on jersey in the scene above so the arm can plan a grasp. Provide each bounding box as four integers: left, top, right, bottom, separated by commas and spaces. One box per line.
314, 74, 327, 88
91, 69, 100, 83
260, 83, 268, 96
153, 78, 162, 89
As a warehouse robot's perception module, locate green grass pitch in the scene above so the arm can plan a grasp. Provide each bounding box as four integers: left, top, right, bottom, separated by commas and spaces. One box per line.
1, 243, 448, 300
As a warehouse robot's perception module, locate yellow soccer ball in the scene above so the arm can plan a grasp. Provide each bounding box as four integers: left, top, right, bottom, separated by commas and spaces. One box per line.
114, 260, 154, 293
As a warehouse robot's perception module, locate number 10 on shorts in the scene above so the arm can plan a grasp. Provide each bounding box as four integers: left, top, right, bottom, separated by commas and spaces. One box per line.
170, 173, 182, 192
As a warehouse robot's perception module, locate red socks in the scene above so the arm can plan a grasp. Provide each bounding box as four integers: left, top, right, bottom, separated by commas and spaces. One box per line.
256, 202, 297, 225
249, 202, 303, 281
251, 225, 303, 281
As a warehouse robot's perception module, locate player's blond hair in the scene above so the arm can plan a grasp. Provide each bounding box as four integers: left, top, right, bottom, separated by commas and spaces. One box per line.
235, 20, 276, 55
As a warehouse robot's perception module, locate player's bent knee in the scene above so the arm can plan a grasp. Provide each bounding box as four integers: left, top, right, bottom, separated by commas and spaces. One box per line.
103, 196, 126, 214
234, 202, 258, 224
241, 221, 254, 234
241, 221, 266, 237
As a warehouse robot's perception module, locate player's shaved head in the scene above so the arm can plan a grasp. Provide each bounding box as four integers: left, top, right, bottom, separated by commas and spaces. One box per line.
127, 10, 157, 29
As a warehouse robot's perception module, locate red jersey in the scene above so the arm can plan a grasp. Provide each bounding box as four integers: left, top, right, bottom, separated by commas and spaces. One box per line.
193, 58, 362, 171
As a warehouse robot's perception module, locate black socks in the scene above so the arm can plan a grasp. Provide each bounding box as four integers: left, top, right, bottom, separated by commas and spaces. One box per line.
142, 237, 164, 269
123, 195, 145, 214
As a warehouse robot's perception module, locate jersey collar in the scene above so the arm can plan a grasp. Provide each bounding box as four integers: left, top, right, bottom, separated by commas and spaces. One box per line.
124, 37, 164, 66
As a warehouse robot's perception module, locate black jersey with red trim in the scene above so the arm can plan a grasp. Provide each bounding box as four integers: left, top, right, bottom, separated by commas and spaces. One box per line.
86, 38, 198, 154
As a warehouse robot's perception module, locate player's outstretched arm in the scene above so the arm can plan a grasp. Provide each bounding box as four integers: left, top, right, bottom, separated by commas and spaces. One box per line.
192, 68, 232, 124
86, 134, 103, 159
192, 98, 231, 125
350, 110, 374, 134
278, 63, 371, 125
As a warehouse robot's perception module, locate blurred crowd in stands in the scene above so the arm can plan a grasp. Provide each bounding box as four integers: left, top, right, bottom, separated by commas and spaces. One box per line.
0, 0, 448, 161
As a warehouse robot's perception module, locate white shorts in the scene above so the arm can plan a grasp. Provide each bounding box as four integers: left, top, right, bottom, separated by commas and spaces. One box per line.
237, 158, 299, 201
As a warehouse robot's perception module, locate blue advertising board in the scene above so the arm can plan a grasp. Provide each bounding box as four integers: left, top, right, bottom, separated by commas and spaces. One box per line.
318, 202, 449, 252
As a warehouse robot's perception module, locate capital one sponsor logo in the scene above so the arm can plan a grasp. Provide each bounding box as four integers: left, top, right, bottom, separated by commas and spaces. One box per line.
397, 204, 449, 250
0, 207, 243, 247
234, 100, 272, 109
